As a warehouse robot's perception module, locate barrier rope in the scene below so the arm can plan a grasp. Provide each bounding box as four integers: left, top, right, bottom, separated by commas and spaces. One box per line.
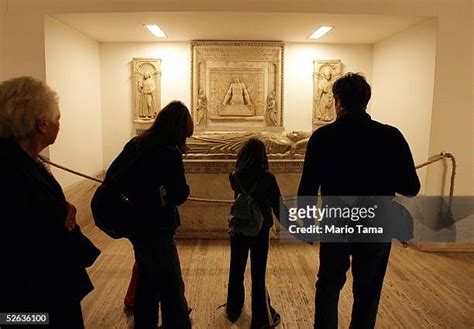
40, 152, 457, 204
39, 155, 103, 183
415, 152, 456, 210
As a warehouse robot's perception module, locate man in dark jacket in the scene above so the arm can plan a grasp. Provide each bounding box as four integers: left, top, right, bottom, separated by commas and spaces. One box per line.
298, 73, 420, 329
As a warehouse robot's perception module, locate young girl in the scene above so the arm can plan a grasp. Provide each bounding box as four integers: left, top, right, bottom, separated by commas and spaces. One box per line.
226, 138, 283, 328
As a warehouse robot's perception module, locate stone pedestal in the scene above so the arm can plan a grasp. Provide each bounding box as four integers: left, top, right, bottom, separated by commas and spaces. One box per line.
177, 160, 303, 239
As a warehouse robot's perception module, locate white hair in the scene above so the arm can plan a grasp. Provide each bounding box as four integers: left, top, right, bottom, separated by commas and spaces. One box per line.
0, 76, 59, 138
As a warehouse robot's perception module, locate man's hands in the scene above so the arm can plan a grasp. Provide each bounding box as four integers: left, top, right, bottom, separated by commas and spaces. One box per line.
65, 202, 77, 232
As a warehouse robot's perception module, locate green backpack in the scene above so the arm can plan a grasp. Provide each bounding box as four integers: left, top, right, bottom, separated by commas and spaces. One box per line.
228, 173, 264, 236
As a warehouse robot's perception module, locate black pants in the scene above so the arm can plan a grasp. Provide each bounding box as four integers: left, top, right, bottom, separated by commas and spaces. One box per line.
314, 242, 391, 329
226, 228, 277, 328
132, 235, 191, 329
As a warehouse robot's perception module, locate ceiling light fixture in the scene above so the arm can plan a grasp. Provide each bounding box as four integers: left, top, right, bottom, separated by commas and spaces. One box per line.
308, 26, 334, 39
144, 24, 167, 38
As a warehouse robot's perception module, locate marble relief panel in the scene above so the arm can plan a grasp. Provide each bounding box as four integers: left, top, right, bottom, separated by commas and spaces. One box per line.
313, 60, 342, 127
192, 41, 284, 131
132, 58, 161, 122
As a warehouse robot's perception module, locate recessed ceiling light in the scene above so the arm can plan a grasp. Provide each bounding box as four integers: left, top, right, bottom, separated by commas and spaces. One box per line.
144, 24, 167, 38
308, 26, 334, 40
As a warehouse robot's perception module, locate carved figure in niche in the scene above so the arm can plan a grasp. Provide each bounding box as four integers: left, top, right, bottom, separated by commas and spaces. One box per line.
266, 91, 278, 126
185, 131, 311, 158
196, 89, 207, 125
222, 77, 252, 108
137, 71, 157, 119
316, 65, 336, 122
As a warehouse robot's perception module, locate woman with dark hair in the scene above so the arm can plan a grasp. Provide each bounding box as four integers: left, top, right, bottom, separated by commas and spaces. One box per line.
225, 138, 283, 328
104, 100, 193, 329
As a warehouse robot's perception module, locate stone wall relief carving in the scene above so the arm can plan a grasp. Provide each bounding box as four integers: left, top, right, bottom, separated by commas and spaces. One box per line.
192, 41, 283, 131
221, 77, 253, 114
210, 72, 263, 118
313, 60, 342, 126
266, 91, 278, 126
196, 88, 207, 125
132, 58, 161, 122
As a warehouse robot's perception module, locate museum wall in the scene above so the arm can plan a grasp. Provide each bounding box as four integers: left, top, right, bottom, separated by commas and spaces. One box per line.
44, 16, 104, 188
100, 42, 191, 168
100, 41, 373, 167
371, 18, 438, 195
0, 0, 5, 81
284, 43, 373, 132
425, 4, 473, 196
1, 11, 45, 80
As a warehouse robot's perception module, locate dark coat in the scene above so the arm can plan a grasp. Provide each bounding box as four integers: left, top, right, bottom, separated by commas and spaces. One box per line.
105, 137, 190, 237
0, 139, 94, 312
298, 110, 420, 197
230, 171, 283, 228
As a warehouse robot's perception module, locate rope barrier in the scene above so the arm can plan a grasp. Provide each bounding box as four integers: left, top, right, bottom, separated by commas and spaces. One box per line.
40, 152, 457, 204
38, 155, 103, 183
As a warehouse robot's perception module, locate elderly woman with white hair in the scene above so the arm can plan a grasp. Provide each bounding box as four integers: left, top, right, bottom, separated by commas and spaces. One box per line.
0, 76, 99, 328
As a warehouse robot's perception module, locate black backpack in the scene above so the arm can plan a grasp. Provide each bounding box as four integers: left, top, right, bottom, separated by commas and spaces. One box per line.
91, 150, 140, 239
228, 173, 264, 237
91, 183, 135, 239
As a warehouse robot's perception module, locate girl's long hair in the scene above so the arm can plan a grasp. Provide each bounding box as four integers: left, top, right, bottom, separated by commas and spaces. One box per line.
137, 100, 194, 152
235, 138, 269, 177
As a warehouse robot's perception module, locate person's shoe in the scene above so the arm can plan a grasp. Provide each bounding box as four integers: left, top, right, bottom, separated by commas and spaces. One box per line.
271, 312, 281, 327
254, 312, 281, 328
123, 302, 134, 314
217, 302, 240, 323
226, 310, 241, 323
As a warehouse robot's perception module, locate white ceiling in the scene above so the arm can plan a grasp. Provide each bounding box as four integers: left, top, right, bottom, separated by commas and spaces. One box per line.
51, 11, 430, 44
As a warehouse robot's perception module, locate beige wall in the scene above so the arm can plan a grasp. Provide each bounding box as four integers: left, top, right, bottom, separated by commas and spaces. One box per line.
371, 19, 438, 194
284, 43, 373, 132
44, 16, 103, 188
425, 4, 473, 196
2, 11, 45, 80
0, 0, 5, 81
100, 42, 191, 167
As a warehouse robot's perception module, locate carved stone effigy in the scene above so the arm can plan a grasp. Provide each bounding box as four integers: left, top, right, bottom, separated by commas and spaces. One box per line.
184, 131, 310, 160
191, 41, 284, 131
313, 60, 342, 126
132, 58, 161, 122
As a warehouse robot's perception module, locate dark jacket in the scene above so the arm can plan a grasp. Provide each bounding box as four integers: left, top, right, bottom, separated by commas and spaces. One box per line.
105, 137, 190, 237
230, 170, 283, 228
298, 110, 420, 197
0, 139, 94, 312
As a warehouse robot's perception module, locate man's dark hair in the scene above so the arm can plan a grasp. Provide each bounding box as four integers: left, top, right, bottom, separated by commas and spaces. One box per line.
332, 73, 371, 111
